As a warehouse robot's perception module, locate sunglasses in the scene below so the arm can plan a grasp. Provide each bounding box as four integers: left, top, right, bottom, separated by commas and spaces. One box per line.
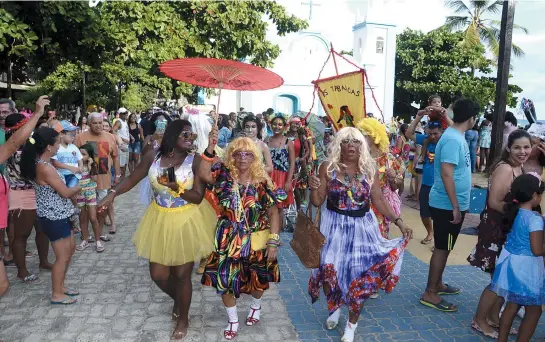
428, 122, 441, 129
341, 138, 362, 146
233, 151, 255, 160
179, 131, 197, 140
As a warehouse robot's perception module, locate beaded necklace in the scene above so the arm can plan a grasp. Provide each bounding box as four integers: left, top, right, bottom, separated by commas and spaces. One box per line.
344, 172, 366, 206
233, 180, 251, 223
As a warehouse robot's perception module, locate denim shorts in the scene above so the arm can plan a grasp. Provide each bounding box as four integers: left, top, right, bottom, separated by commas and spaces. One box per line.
64, 174, 79, 188
129, 142, 142, 154
38, 217, 72, 243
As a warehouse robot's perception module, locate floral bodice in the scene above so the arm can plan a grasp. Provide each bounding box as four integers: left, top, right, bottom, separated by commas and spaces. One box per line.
270, 140, 290, 172
326, 170, 371, 211
149, 154, 195, 208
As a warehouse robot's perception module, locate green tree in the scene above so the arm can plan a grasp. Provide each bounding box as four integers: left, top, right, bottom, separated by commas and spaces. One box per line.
442, 0, 528, 58
0, 8, 38, 98
394, 28, 522, 119
3, 1, 307, 110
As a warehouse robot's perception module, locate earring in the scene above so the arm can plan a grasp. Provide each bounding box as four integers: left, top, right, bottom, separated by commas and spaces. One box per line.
47, 147, 51, 152
168, 151, 174, 158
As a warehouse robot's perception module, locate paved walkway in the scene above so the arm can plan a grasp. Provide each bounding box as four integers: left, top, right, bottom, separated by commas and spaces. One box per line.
2, 186, 545, 341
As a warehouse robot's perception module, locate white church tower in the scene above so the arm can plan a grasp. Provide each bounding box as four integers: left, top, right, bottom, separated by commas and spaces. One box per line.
352, 0, 397, 120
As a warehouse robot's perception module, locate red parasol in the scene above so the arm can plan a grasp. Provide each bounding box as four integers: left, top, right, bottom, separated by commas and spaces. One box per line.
159, 57, 284, 115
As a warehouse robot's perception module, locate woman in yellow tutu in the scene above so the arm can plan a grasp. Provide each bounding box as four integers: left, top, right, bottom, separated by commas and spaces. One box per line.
98, 119, 216, 339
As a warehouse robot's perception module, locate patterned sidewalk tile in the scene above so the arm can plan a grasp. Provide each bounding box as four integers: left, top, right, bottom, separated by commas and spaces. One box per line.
278, 234, 545, 342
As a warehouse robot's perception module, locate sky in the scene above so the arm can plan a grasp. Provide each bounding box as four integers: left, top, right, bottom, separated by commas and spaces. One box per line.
274, 0, 545, 119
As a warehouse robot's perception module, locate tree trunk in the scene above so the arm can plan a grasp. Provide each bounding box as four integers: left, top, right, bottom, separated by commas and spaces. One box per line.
82, 70, 86, 115
490, 0, 515, 163
6, 54, 12, 99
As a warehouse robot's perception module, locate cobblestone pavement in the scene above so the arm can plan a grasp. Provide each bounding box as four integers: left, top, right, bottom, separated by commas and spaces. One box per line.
0, 188, 298, 342
2, 186, 545, 341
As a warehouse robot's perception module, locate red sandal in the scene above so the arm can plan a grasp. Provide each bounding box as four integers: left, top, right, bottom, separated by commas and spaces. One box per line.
224, 321, 239, 340
246, 307, 261, 326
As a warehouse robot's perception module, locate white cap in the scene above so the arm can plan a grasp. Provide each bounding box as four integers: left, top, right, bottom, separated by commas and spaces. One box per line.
117, 107, 128, 114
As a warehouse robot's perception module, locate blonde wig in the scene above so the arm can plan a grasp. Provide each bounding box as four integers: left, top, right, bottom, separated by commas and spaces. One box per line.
223, 137, 274, 188
326, 127, 376, 184
356, 118, 390, 153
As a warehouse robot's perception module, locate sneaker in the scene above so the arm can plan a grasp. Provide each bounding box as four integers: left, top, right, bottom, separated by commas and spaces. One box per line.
76, 240, 89, 251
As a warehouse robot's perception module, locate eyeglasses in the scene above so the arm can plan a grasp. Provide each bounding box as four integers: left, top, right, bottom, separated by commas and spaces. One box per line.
179, 131, 197, 140
0, 110, 12, 116
340, 138, 362, 146
233, 151, 255, 160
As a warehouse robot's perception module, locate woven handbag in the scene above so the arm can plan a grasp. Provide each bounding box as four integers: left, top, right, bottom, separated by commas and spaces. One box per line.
290, 204, 325, 269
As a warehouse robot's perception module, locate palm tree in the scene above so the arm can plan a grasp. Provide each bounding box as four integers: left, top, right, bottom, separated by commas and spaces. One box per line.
442, 0, 528, 58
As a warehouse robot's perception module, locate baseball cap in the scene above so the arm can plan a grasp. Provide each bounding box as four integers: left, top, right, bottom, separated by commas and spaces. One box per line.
117, 107, 128, 114
60, 120, 77, 132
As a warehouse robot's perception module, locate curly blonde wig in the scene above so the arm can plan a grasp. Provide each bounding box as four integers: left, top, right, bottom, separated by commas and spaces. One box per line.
356, 118, 390, 153
223, 137, 274, 188
326, 127, 376, 184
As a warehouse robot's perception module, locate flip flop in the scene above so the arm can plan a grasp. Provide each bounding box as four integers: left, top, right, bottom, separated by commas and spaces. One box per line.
487, 318, 518, 335
64, 288, 80, 296
51, 297, 78, 305
18, 274, 42, 285
438, 284, 461, 295
420, 238, 433, 245
99, 235, 111, 242
419, 298, 458, 312
471, 319, 499, 339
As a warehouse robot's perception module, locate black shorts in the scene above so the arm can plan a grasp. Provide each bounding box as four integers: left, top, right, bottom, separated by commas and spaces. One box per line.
415, 168, 423, 174
430, 207, 467, 251
419, 185, 432, 218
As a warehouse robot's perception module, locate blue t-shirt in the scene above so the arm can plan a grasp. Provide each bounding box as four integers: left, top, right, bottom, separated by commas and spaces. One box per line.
429, 127, 472, 211
415, 133, 436, 186
505, 209, 544, 256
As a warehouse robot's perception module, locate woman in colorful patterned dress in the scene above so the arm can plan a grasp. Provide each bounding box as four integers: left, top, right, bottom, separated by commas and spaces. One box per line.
308, 127, 413, 342
267, 115, 296, 229
200, 137, 287, 341
97, 120, 217, 339
358, 118, 406, 238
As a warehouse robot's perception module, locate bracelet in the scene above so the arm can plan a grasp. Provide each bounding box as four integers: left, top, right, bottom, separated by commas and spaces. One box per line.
266, 244, 279, 249
267, 233, 280, 241
203, 149, 216, 158
201, 153, 214, 163
394, 217, 403, 225
109, 189, 117, 195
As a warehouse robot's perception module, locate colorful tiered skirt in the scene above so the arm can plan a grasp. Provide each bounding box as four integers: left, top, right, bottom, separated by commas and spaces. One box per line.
132, 200, 217, 266
309, 209, 407, 315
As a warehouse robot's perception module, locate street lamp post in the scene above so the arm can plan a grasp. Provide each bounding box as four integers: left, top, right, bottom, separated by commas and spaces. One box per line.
490, 0, 516, 163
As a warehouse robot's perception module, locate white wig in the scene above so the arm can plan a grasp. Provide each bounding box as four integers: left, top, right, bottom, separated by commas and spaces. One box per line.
187, 113, 213, 154
326, 127, 376, 184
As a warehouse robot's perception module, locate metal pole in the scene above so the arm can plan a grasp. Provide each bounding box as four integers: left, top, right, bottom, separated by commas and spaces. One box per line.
490, 0, 515, 163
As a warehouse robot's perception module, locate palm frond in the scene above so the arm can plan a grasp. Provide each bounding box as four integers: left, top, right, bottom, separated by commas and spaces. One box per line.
489, 19, 529, 34
445, 0, 472, 15
464, 24, 482, 49
479, 26, 500, 56
512, 43, 525, 57
472, 1, 491, 11
485, 0, 504, 14
443, 15, 471, 32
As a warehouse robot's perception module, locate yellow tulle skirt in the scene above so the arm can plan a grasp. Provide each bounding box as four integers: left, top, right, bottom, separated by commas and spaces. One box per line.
132, 200, 217, 266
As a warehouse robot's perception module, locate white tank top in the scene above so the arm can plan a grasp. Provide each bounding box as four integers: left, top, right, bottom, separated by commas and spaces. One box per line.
118, 119, 130, 141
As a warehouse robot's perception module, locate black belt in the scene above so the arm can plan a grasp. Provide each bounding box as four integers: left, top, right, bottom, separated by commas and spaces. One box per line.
326, 201, 370, 217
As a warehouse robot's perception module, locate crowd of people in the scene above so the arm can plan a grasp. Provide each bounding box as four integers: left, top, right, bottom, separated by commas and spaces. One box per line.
1, 94, 545, 342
